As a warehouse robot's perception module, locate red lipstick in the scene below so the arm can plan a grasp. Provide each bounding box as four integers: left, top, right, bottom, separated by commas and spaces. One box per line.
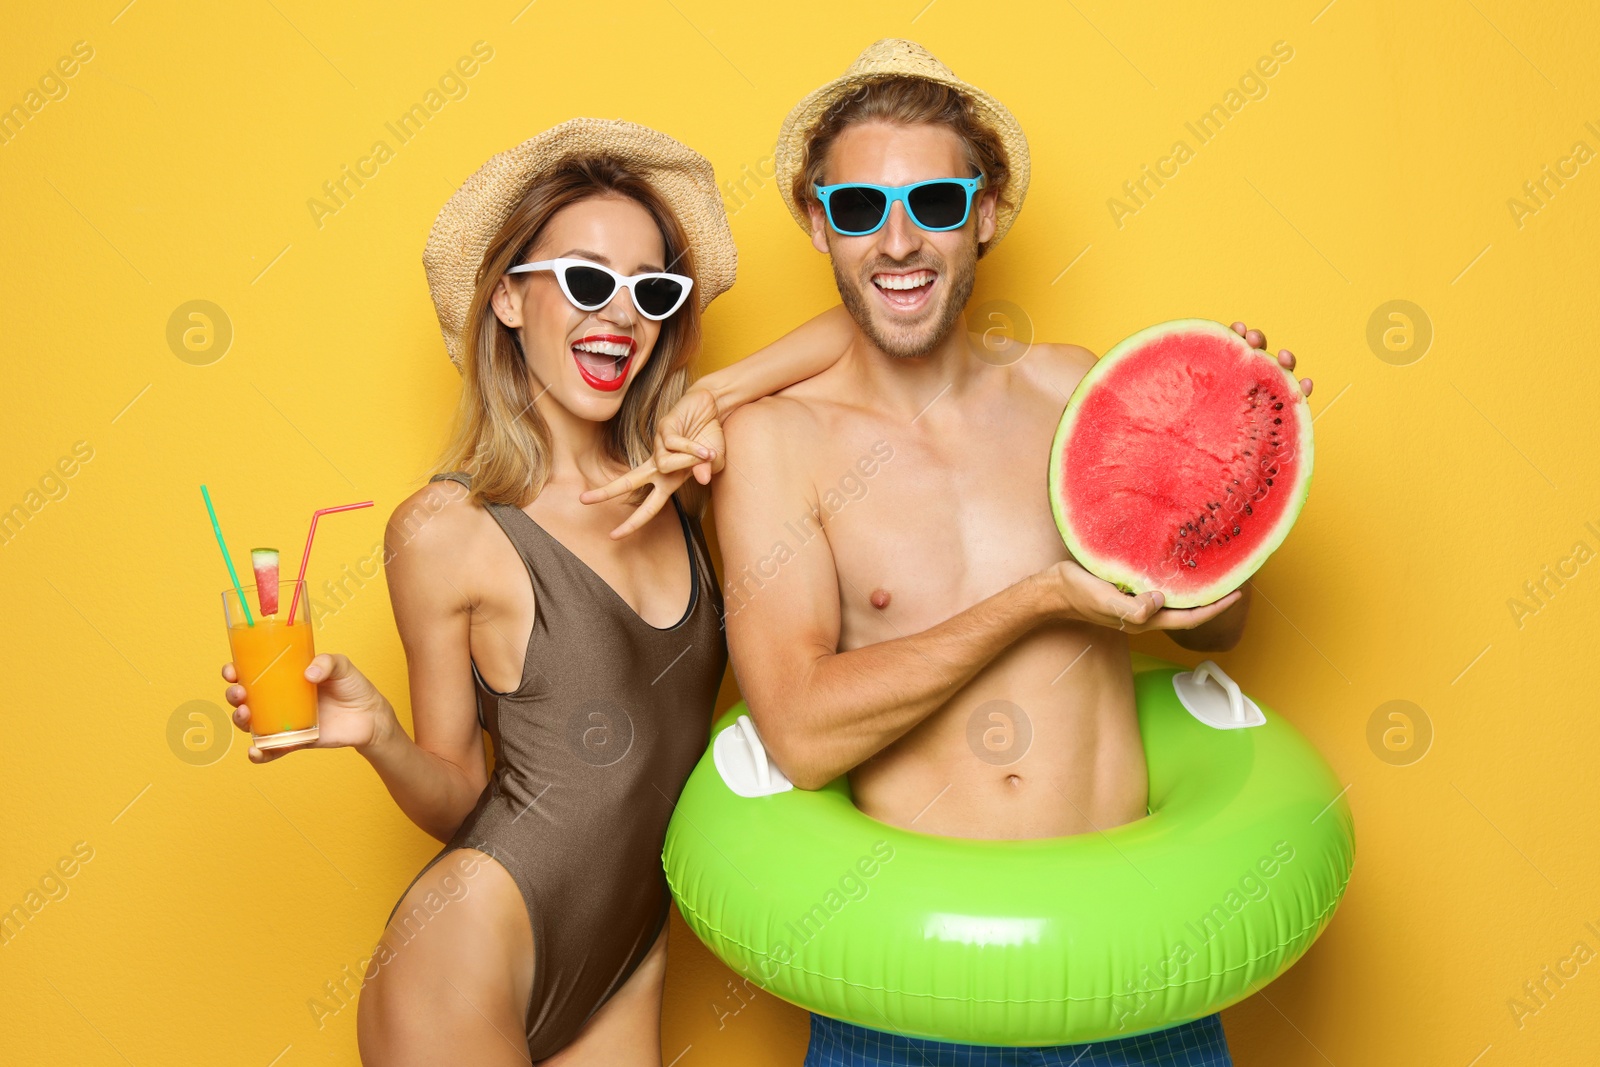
570, 333, 637, 392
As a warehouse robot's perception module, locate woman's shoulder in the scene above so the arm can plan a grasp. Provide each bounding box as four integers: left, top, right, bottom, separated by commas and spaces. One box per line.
384, 474, 495, 577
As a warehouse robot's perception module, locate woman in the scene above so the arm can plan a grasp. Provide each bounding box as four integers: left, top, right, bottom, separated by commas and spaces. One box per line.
220, 118, 850, 1065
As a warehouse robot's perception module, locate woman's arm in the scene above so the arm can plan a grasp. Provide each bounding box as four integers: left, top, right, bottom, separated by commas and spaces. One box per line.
222, 486, 492, 842
358, 490, 495, 840
580, 304, 857, 538
686, 302, 855, 417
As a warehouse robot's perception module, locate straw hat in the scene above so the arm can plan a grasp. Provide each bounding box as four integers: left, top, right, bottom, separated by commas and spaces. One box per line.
423, 117, 738, 371
774, 39, 1030, 248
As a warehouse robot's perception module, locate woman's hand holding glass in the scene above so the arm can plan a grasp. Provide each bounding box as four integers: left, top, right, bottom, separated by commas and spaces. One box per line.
222, 653, 394, 763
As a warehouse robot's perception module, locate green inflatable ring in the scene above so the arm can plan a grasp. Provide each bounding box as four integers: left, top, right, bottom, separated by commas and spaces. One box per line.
664, 652, 1354, 1045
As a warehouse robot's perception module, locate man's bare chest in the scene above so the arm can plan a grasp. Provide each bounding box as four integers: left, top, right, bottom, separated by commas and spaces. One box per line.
808, 419, 1072, 635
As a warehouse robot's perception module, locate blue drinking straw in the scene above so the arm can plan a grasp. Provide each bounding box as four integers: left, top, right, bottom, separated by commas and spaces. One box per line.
201, 484, 254, 626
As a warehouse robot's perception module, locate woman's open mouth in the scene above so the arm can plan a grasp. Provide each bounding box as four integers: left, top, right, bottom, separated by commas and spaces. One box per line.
571, 334, 636, 392
871, 269, 937, 314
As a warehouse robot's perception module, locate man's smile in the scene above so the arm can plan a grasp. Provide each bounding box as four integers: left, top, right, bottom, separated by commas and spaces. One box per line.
871, 268, 938, 313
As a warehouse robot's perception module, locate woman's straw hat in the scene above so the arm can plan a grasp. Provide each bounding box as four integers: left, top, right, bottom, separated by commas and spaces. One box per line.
773, 39, 1030, 248
424, 117, 738, 371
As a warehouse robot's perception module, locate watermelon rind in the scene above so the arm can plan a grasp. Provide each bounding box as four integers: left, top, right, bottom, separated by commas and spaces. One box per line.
1047, 318, 1314, 608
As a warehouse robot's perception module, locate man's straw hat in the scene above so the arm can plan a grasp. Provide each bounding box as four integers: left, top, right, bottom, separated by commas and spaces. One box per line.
774, 39, 1030, 248
424, 117, 738, 371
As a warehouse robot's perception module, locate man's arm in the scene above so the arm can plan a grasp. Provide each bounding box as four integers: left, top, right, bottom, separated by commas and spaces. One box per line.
714, 401, 1240, 790
1167, 582, 1251, 651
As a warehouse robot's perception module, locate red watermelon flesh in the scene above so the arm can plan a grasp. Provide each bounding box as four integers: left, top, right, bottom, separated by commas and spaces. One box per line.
1048, 319, 1313, 608
251, 548, 280, 615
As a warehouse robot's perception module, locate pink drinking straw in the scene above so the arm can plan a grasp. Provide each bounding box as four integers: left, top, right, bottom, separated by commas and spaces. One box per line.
285, 501, 375, 625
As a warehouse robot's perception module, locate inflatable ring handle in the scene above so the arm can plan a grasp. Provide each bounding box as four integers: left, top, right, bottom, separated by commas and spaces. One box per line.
711, 714, 794, 797
736, 714, 771, 790
1193, 661, 1245, 722
1174, 659, 1266, 729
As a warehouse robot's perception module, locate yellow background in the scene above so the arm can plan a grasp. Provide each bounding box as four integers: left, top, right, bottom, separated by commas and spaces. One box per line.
3, 1, 1597, 1063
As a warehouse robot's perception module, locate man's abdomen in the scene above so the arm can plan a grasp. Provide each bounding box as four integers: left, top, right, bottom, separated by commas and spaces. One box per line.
847, 626, 1149, 840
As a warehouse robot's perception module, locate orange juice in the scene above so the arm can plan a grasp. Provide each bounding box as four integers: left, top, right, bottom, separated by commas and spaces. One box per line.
223, 581, 319, 748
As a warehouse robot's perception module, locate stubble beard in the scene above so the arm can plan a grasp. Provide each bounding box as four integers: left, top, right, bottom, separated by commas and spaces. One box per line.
832, 241, 978, 360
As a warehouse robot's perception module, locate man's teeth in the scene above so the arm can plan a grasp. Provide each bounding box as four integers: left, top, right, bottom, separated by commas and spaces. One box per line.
873, 270, 935, 290
572, 339, 632, 357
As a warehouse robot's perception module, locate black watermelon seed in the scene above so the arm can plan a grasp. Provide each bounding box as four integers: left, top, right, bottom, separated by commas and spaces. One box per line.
1245, 504, 1253, 515
1273, 417, 1281, 424
1233, 526, 1241, 535
1266, 478, 1274, 485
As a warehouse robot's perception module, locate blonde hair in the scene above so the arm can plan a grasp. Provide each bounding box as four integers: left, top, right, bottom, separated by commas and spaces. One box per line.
432, 155, 705, 513
794, 76, 1013, 258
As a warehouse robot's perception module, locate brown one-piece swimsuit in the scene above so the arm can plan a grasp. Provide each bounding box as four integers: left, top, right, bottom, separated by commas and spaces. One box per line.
384, 470, 726, 1059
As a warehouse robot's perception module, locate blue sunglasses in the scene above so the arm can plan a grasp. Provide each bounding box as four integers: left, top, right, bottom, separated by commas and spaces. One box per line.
812, 176, 986, 237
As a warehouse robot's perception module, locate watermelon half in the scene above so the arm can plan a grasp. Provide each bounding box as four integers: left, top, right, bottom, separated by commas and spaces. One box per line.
1048, 318, 1313, 608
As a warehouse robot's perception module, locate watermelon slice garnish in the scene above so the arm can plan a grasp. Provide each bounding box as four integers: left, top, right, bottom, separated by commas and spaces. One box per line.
1049, 319, 1314, 608
252, 548, 280, 615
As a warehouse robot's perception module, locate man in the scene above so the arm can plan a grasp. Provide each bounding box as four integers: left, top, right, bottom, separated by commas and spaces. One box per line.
713, 39, 1314, 1066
